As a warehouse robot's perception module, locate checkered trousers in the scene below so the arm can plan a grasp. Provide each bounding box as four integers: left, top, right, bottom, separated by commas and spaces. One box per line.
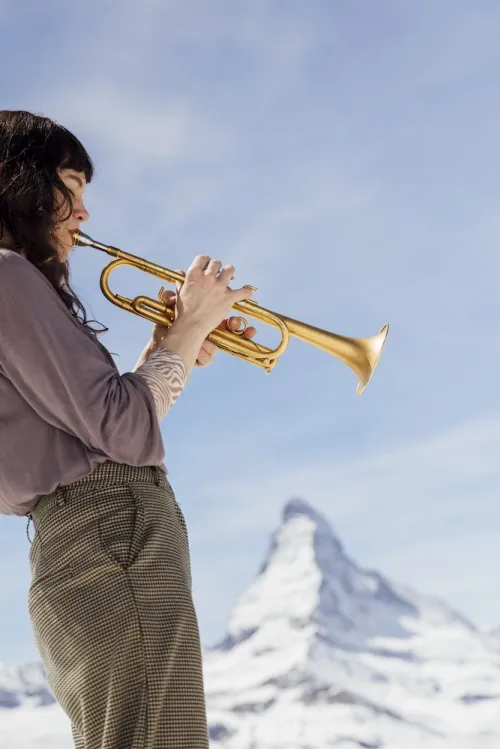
26, 460, 209, 748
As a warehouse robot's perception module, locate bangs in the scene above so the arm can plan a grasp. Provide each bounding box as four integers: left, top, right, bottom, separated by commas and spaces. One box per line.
47, 125, 94, 183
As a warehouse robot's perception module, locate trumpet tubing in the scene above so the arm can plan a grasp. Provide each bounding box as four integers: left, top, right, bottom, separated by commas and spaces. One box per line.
73, 231, 389, 395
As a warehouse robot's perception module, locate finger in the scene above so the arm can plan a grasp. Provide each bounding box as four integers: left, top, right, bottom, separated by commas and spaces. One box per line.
188, 255, 211, 272
153, 289, 176, 344
226, 316, 245, 332
152, 324, 168, 346
159, 289, 176, 306
205, 259, 222, 276
219, 316, 254, 335
196, 349, 214, 367
218, 264, 235, 286
200, 340, 219, 357
174, 270, 184, 293
229, 285, 254, 304
217, 318, 238, 332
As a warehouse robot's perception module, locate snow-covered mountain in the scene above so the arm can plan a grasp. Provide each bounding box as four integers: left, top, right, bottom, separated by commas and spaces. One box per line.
203, 498, 500, 748
1, 497, 499, 748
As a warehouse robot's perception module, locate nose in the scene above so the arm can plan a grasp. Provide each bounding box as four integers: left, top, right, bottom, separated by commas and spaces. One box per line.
74, 199, 89, 223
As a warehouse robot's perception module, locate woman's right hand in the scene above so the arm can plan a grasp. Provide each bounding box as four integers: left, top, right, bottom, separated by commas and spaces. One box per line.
174, 255, 253, 337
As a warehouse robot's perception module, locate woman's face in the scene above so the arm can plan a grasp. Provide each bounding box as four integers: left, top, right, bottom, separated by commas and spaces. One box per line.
52, 168, 89, 262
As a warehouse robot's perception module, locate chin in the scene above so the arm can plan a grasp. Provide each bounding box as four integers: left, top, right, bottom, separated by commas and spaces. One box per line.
56, 250, 69, 264
56, 242, 72, 262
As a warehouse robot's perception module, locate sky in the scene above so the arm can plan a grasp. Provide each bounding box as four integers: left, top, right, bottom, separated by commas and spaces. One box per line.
0, 0, 499, 665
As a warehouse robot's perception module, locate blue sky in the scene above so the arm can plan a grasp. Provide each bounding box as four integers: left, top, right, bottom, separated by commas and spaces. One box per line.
1, 0, 499, 664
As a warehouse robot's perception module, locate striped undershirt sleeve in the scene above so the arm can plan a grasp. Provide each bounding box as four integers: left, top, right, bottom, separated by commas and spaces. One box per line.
132, 348, 188, 421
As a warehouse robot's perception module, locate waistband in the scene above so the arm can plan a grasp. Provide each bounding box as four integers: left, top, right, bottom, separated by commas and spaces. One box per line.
27, 462, 168, 519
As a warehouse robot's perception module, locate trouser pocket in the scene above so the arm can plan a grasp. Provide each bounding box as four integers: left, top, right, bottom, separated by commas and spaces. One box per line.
95, 484, 146, 571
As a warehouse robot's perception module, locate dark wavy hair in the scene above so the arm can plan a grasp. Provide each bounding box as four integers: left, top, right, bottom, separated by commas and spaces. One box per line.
0, 110, 109, 341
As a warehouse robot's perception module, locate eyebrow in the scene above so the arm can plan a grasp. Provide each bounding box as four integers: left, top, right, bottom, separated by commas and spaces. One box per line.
67, 174, 86, 189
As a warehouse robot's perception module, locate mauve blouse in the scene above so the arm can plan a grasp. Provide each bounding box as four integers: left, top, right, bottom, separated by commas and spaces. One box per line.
0, 248, 188, 516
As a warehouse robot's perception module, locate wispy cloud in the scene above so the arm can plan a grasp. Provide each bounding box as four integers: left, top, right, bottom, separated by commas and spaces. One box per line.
183, 413, 500, 541
48, 85, 234, 172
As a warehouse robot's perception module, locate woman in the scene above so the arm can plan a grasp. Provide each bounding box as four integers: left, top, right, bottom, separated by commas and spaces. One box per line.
0, 110, 255, 748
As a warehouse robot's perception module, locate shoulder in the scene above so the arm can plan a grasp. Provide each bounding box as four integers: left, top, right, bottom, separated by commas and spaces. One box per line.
0, 248, 52, 290
0, 248, 32, 275
0, 249, 30, 286
0, 247, 25, 264
0, 249, 64, 317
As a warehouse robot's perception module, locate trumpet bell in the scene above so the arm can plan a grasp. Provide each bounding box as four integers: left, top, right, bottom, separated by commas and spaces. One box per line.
349, 324, 389, 395
279, 315, 389, 396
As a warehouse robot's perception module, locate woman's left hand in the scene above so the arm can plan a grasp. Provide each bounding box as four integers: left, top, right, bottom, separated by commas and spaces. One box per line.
151, 289, 257, 367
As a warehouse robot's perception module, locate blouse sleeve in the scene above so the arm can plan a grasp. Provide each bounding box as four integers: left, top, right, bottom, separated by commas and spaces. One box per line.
132, 348, 188, 420
0, 250, 165, 465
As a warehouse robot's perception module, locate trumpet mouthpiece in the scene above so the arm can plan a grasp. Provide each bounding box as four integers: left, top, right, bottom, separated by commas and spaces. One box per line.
72, 231, 110, 253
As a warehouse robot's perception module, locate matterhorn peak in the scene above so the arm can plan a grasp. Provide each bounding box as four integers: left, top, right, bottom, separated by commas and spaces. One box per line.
260, 496, 346, 579
220, 496, 416, 651
282, 496, 333, 526
282, 497, 344, 549
216, 496, 475, 659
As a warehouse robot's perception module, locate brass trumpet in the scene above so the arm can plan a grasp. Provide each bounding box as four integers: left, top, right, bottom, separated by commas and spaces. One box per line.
73, 231, 389, 395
